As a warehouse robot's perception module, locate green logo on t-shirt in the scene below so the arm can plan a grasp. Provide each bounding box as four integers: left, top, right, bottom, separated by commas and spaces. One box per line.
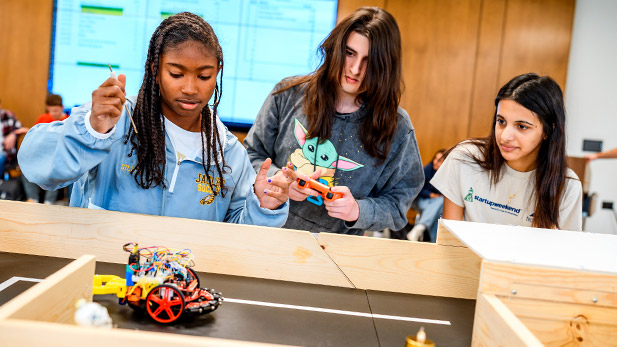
464, 187, 474, 202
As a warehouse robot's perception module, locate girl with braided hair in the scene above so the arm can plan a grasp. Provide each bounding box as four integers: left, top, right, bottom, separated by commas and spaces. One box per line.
19, 12, 294, 226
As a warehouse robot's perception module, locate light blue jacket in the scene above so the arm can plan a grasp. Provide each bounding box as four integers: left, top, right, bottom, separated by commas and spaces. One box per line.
18, 97, 288, 227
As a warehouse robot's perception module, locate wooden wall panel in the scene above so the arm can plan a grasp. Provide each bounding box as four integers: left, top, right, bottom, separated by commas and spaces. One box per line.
498, 0, 575, 90
386, 0, 482, 164
467, 0, 507, 139
337, 0, 385, 22
0, 0, 52, 128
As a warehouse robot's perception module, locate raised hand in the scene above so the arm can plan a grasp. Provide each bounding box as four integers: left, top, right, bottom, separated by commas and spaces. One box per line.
90, 74, 127, 134
254, 158, 296, 209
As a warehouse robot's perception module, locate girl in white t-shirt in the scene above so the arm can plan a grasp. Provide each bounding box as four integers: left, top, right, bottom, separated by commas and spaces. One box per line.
431, 73, 582, 231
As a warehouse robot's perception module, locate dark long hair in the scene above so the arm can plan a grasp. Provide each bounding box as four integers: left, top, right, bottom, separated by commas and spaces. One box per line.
454, 73, 570, 229
277, 7, 403, 162
128, 12, 228, 196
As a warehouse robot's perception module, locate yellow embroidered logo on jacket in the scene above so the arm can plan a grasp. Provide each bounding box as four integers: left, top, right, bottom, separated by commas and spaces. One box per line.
120, 163, 134, 172
195, 174, 224, 205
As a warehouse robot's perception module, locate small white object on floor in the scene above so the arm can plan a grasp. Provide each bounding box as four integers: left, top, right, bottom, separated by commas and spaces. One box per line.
74, 298, 112, 328
407, 224, 426, 241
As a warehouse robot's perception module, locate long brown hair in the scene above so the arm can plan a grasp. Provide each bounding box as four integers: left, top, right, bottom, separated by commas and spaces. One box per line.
452, 73, 570, 229
128, 12, 228, 196
277, 7, 403, 162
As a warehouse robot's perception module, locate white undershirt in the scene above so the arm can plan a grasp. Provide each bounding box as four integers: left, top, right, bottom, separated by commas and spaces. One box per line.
164, 117, 202, 162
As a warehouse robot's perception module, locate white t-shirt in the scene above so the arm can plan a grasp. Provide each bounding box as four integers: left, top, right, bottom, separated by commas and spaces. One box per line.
164, 117, 202, 161
431, 143, 583, 231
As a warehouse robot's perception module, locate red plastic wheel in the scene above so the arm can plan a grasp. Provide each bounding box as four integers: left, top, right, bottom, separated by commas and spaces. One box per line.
146, 284, 185, 323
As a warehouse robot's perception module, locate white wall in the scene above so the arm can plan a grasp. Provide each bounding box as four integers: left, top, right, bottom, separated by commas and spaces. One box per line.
565, 0, 617, 234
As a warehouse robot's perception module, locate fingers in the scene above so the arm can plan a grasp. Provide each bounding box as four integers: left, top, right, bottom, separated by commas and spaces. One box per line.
261, 189, 289, 205
323, 185, 355, 215
329, 185, 348, 193
288, 188, 311, 201
295, 168, 321, 188
261, 177, 289, 205
295, 170, 312, 184
92, 76, 127, 119
92, 99, 124, 118
310, 169, 322, 180
281, 162, 297, 183
323, 190, 359, 222
98, 76, 127, 95
266, 176, 289, 191
256, 159, 294, 208
257, 158, 272, 181
118, 73, 127, 89
292, 174, 318, 198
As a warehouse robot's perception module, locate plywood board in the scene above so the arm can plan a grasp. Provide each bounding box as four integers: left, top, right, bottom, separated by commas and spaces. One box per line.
503, 297, 617, 345
317, 233, 481, 299
0, 200, 352, 288
472, 294, 542, 346
0, 255, 95, 323
0, 319, 292, 347
479, 261, 617, 299
477, 260, 617, 346
435, 220, 466, 247
440, 219, 617, 274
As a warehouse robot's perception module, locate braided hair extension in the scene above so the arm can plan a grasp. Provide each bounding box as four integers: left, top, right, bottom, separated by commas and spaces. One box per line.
127, 12, 228, 197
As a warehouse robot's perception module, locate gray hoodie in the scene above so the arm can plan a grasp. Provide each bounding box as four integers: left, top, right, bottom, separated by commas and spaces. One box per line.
245, 81, 424, 235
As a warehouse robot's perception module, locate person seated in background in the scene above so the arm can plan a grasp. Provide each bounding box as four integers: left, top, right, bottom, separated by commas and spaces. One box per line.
34, 94, 69, 123
22, 94, 68, 204
0, 98, 29, 177
586, 148, 617, 162
407, 149, 445, 242
18, 12, 294, 226
244, 7, 424, 235
431, 73, 582, 231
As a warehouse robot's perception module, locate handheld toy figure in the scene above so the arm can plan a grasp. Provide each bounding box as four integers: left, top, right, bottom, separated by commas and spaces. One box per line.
93, 243, 223, 324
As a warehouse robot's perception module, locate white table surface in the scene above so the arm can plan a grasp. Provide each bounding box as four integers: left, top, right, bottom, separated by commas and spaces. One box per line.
440, 219, 617, 275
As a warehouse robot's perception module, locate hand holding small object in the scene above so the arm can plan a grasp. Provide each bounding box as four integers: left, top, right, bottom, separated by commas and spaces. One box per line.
90, 65, 138, 134
108, 65, 139, 134
90, 68, 127, 134
323, 185, 359, 222
296, 176, 342, 201
286, 166, 321, 201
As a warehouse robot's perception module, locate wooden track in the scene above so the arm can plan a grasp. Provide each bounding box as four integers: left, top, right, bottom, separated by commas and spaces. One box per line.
2, 200, 617, 346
